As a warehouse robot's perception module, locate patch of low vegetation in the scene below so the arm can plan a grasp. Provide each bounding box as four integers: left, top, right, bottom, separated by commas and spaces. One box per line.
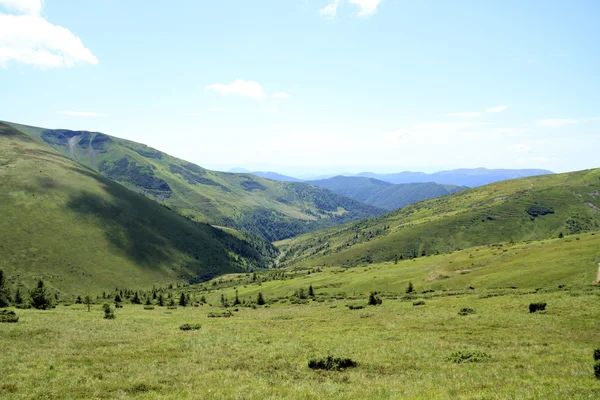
346, 303, 365, 310
413, 300, 426, 306
207, 310, 233, 318
143, 305, 155, 310
529, 302, 547, 313
0, 309, 19, 323
368, 291, 382, 306
448, 350, 492, 363
179, 323, 202, 331
458, 307, 476, 316
308, 355, 358, 371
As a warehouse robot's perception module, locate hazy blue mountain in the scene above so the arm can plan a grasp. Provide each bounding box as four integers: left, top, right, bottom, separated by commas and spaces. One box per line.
355, 168, 554, 187
251, 171, 304, 182
307, 176, 467, 210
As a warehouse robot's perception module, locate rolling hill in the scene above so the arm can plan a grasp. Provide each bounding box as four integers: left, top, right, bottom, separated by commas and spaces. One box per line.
6, 121, 384, 241
278, 168, 600, 268
250, 171, 303, 182
0, 122, 278, 296
307, 176, 467, 210
356, 168, 554, 187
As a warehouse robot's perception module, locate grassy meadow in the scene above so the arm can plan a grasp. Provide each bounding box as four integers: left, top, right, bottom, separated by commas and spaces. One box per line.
3, 233, 600, 399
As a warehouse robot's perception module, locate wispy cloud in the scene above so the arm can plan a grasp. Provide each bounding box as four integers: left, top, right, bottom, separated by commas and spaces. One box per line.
486, 105, 508, 113
349, 0, 382, 16
273, 92, 291, 100
0, 1, 98, 68
320, 0, 340, 17
536, 119, 578, 128
205, 79, 265, 100
58, 111, 106, 117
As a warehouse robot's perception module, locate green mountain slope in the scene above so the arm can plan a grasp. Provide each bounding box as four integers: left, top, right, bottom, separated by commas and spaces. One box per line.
0, 122, 277, 296
7, 121, 384, 241
278, 169, 600, 267
307, 175, 467, 210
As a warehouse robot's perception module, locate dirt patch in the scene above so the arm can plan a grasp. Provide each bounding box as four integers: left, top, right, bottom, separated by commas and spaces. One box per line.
585, 202, 600, 212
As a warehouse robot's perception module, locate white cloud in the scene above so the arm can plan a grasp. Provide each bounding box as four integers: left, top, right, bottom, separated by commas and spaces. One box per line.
320, 0, 340, 17
205, 79, 265, 100
536, 119, 578, 128
486, 105, 508, 113
0, 2, 98, 68
207, 108, 225, 112
273, 92, 291, 100
513, 143, 532, 153
349, 0, 382, 16
447, 112, 481, 119
58, 111, 105, 117
0, 0, 43, 15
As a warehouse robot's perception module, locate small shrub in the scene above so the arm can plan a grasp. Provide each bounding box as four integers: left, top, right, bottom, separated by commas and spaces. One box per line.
529, 302, 547, 313
406, 281, 414, 293
413, 300, 425, 306
0, 309, 19, 323
368, 292, 382, 306
308, 355, 358, 371
346, 303, 365, 310
167, 306, 178, 310
103, 304, 116, 320
448, 351, 491, 363
595, 361, 600, 379
179, 323, 201, 331
143, 305, 155, 310
458, 307, 476, 316
208, 310, 233, 318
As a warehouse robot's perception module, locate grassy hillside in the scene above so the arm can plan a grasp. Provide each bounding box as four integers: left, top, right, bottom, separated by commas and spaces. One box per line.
307, 175, 466, 210
0, 122, 277, 296
7, 121, 384, 241
278, 168, 600, 268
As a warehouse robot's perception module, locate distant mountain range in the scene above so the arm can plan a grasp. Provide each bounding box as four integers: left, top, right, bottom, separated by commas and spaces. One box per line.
231, 167, 555, 187
307, 176, 467, 210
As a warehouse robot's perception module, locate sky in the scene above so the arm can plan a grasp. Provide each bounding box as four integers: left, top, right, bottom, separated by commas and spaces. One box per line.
1, 0, 599, 176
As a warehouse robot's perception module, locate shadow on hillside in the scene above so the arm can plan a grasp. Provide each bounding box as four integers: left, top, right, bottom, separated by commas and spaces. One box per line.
63, 166, 249, 281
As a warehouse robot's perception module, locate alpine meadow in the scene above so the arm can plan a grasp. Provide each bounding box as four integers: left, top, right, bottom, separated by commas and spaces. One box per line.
2, 1, 600, 399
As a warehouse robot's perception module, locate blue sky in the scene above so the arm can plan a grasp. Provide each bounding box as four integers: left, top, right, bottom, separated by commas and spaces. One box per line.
1, 0, 599, 175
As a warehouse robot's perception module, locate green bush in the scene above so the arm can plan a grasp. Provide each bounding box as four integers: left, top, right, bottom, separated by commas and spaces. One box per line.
529, 302, 547, 313
448, 351, 491, 363
308, 355, 358, 371
346, 303, 365, 310
0, 309, 19, 323
594, 348, 600, 362
179, 323, 202, 331
413, 300, 426, 306
143, 305, 155, 310
595, 361, 600, 379
368, 292, 382, 306
458, 307, 476, 316
103, 303, 116, 320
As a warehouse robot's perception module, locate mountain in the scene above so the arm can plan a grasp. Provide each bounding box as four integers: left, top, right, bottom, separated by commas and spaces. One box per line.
307, 176, 467, 210
278, 168, 600, 268
228, 167, 251, 173
0, 122, 279, 295
250, 171, 303, 182
356, 168, 554, 187
6, 121, 385, 242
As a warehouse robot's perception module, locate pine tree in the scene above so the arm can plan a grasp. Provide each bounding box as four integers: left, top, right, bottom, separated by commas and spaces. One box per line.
233, 290, 241, 305
14, 286, 23, 305
114, 293, 122, 303
85, 295, 92, 312
0, 270, 11, 307
30, 280, 52, 310
252, 272, 257, 282
257, 292, 265, 306
168, 297, 176, 307
406, 281, 414, 294
158, 293, 165, 307
179, 292, 188, 307
145, 297, 152, 306
131, 291, 141, 304
308, 285, 315, 298
76, 295, 83, 304
220, 294, 229, 308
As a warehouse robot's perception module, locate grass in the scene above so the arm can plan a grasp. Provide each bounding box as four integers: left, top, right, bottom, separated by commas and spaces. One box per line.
0, 123, 273, 296
1, 289, 600, 399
